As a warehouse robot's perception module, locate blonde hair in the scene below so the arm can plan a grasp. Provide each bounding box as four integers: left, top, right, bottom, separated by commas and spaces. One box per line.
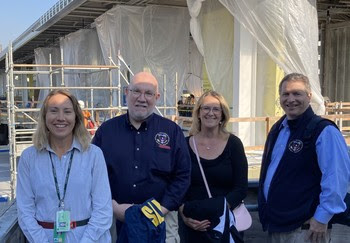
33, 89, 90, 151
189, 91, 230, 136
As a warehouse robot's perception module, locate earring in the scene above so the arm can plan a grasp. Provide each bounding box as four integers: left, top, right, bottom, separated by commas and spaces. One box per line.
219, 121, 222, 125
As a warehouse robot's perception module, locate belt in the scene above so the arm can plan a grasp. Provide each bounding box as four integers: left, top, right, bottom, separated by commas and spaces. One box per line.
301, 223, 332, 230
37, 218, 90, 229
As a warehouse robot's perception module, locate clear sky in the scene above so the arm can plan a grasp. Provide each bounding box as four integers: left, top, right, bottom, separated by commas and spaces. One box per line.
0, 0, 58, 50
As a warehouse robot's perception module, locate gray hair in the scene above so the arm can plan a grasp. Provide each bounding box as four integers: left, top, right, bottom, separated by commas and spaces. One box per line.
279, 73, 311, 95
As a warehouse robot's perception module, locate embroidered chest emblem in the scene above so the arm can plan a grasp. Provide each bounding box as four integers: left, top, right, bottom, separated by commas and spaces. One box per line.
155, 132, 170, 148
288, 139, 303, 153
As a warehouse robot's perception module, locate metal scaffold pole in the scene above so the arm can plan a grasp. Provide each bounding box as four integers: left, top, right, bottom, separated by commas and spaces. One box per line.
175, 72, 178, 116
163, 74, 166, 116
60, 46, 65, 86
7, 43, 17, 200
49, 53, 53, 89
109, 50, 113, 118
117, 50, 122, 114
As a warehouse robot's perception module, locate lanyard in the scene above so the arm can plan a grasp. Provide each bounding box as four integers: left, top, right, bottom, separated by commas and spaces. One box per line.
49, 149, 75, 208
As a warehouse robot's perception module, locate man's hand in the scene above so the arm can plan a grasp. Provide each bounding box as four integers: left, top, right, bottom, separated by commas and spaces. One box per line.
112, 200, 133, 222
179, 205, 211, 231
305, 217, 328, 243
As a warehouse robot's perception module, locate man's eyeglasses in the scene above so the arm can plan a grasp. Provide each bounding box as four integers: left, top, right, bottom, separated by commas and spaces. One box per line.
200, 106, 222, 114
128, 89, 156, 99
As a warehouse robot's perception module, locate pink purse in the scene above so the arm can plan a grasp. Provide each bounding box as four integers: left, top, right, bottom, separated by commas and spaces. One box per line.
232, 203, 252, 231
192, 136, 252, 232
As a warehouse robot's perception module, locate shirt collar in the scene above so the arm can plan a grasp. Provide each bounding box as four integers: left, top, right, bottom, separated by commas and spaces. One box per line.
280, 117, 288, 129
126, 111, 154, 130
279, 106, 314, 131
45, 137, 82, 154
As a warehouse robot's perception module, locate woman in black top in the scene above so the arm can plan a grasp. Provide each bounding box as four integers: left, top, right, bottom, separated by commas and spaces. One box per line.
179, 91, 248, 242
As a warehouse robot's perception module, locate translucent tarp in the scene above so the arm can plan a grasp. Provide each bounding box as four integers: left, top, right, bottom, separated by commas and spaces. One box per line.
35, 30, 109, 109
95, 5, 190, 112
29, 0, 325, 146
184, 39, 203, 98
60, 29, 109, 108
34, 5, 193, 116
35, 47, 61, 105
188, 0, 324, 114
188, 0, 234, 104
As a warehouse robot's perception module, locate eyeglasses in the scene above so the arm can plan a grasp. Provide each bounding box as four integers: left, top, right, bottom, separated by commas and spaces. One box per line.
200, 106, 222, 114
128, 89, 156, 99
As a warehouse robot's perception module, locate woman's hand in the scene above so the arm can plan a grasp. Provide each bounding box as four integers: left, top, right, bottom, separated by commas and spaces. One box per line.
179, 204, 211, 231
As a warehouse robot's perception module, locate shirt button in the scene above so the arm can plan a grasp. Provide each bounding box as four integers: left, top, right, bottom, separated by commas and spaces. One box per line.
145, 128, 147, 131
136, 148, 139, 151
135, 165, 138, 169
133, 184, 136, 188
63, 155, 66, 159
137, 132, 140, 135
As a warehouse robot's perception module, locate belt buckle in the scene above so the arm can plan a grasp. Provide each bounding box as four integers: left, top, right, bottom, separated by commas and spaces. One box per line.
70, 221, 76, 229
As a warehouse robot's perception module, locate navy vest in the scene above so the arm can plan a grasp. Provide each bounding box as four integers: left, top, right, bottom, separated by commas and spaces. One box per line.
258, 107, 335, 233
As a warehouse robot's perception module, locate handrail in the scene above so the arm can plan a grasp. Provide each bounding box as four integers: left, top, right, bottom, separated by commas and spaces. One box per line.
0, 200, 26, 242
174, 114, 350, 149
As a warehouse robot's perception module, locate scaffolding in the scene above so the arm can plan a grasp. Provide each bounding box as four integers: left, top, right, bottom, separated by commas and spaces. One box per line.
4, 44, 179, 200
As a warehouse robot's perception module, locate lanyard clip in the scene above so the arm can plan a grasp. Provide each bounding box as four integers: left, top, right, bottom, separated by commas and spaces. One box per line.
59, 200, 65, 209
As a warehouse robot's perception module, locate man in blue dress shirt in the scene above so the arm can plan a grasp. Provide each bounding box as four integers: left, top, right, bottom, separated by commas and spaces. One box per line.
258, 73, 350, 243
92, 71, 191, 242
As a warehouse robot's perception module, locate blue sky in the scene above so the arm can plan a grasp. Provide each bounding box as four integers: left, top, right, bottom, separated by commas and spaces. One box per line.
0, 0, 57, 49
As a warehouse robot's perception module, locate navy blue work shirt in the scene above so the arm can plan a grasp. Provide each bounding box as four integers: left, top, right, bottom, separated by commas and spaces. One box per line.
92, 112, 191, 211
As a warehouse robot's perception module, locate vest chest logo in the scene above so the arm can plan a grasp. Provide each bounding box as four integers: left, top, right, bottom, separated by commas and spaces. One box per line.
288, 139, 303, 153
155, 132, 170, 149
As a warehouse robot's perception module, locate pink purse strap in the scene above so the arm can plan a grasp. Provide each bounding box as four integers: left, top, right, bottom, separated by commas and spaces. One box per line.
192, 136, 212, 198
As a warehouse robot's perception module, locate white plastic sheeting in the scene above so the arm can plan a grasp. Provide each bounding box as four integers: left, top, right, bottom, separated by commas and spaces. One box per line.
188, 0, 324, 114
35, 47, 61, 105
95, 5, 190, 110
60, 29, 108, 108
184, 39, 203, 98
187, 0, 234, 103
35, 29, 109, 108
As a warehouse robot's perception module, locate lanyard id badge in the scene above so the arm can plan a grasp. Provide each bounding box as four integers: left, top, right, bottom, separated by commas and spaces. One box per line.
56, 209, 71, 232
49, 150, 75, 234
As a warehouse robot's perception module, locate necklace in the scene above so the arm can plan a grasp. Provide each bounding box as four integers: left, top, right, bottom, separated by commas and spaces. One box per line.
195, 134, 215, 151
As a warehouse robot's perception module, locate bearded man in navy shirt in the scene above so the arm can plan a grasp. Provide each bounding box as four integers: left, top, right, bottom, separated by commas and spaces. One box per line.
93, 71, 191, 242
